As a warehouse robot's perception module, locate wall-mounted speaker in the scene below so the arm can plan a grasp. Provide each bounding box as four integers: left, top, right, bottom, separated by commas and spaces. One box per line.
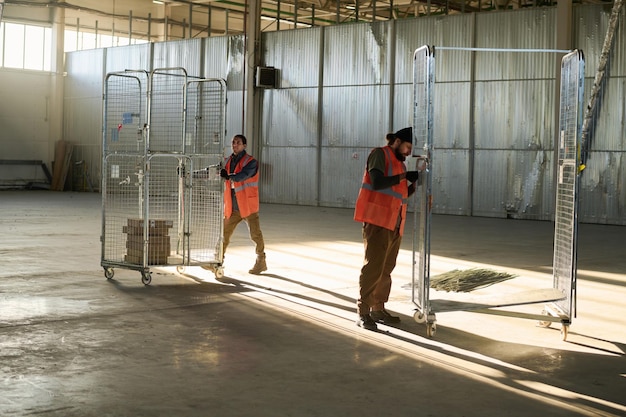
256, 66, 278, 88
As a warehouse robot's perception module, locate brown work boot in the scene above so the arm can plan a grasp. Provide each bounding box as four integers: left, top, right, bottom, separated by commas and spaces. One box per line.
248, 255, 267, 275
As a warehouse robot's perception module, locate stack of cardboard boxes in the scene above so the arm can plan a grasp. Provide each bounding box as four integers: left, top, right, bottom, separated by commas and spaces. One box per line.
123, 218, 172, 265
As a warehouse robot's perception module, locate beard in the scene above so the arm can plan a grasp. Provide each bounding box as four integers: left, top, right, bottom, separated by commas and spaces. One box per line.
394, 148, 406, 162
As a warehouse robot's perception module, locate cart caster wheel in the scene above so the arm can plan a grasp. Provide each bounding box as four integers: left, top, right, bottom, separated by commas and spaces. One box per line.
537, 309, 552, 328
141, 271, 152, 285
176, 265, 185, 274
561, 324, 569, 341
413, 311, 426, 324
104, 267, 114, 280
214, 267, 224, 279
427, 323, 437, 338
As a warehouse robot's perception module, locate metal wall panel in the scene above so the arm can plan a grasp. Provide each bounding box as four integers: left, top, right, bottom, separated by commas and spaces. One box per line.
260, 88, 318, 147
202, 36, 229, 79
323, 22, 391, 86
573, 6, 626, 224
319, 147, 368, 208
63, 49, 106, 190
153, 39, 202, 77
260, 147, 318, 206
574, 5, 626, 78
474, 80, 556, 150
431, 150, 471, 216
225, 91, 244, 143
263, 27, 322, 88
226, 35, 245, 91
105, 44, 151, 73
392, 83, 413, 130
65, 49, 105, 98
394, 81, 471, 150
475, 9, 556, 80
321, 85, 391, 147
579, 152, 626, 225
582, 78, 626, 152
473, 149, 554, 219
395, 14, 474, 84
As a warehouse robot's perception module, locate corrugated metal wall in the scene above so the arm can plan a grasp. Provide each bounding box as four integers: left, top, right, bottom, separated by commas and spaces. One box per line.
471, 10, 558, 220
574, 5, 626, 225
260, 27, 321, 205
63, 49, 105, 191
62, 5, 626, 224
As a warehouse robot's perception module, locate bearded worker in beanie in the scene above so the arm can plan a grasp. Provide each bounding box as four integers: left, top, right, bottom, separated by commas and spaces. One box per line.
353, 127, 424, 330
219, 134, 267, 275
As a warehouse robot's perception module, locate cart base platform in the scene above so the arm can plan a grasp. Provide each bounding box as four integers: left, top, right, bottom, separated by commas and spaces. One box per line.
430, 288, 565, 313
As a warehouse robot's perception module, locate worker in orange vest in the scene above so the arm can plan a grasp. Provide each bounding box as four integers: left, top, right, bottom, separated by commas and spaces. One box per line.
353, 127, 424, 330
220, 134, 267, 274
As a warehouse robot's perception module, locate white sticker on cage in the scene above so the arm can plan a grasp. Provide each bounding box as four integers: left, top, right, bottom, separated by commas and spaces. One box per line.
111, 165, 119, 179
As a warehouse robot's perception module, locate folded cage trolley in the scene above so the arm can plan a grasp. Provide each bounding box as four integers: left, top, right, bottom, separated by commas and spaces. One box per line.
100, 67, 227, 285
410, 46, 585, 340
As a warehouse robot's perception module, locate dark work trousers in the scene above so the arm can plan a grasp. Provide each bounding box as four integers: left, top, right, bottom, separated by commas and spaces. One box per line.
223, 211, 265, 257
357, 222, 402, 315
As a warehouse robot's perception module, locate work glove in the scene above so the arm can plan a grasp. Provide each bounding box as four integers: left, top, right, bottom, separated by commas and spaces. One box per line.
220, 169, 229, 179
406, 171, 420, 183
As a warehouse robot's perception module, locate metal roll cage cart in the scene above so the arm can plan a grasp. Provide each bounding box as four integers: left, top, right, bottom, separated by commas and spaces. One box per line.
410, 45, 585, 339
100, 67, 227, 285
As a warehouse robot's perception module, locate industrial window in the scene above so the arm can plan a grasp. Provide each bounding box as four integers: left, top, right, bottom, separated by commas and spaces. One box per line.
0, 22, 51, 71
64, 30, 148, 52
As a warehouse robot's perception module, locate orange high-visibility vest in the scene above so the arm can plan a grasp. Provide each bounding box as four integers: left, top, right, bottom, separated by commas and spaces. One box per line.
223, 154, 260, 219
354, 146, 408, 235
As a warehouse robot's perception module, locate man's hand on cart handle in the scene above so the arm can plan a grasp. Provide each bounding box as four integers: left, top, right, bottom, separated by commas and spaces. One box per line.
415, 156, 429, 172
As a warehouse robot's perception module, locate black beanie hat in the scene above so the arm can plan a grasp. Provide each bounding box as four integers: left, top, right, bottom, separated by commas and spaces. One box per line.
394, 127, 412, 143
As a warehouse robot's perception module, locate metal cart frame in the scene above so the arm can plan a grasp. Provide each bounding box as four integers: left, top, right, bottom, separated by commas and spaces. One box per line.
100, 68, 227, 284
410, 46, 585, 340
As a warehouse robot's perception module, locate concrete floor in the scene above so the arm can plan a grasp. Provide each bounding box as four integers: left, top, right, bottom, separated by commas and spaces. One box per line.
1, 190, 625, 417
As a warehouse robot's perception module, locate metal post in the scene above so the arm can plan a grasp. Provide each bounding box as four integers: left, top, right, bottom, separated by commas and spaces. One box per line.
208, 6, 211, 36
189, 3, 193, 38
373, 0, 377, 22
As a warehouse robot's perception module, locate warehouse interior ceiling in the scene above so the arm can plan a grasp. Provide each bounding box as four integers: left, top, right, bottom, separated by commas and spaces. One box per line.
4, 0, 615, 43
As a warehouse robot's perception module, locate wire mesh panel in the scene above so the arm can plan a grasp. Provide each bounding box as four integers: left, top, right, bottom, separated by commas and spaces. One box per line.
102, 154, 145, 265
102, 71, 149, 154
552, 50, 585, 319
185, 79, 227, 266
186, 79, 227, 155
101, 69, 227, 283
188, 161, 223, 264
411, 45, 435, 318
149, 68, 188, 153
101, 71, 149, 271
